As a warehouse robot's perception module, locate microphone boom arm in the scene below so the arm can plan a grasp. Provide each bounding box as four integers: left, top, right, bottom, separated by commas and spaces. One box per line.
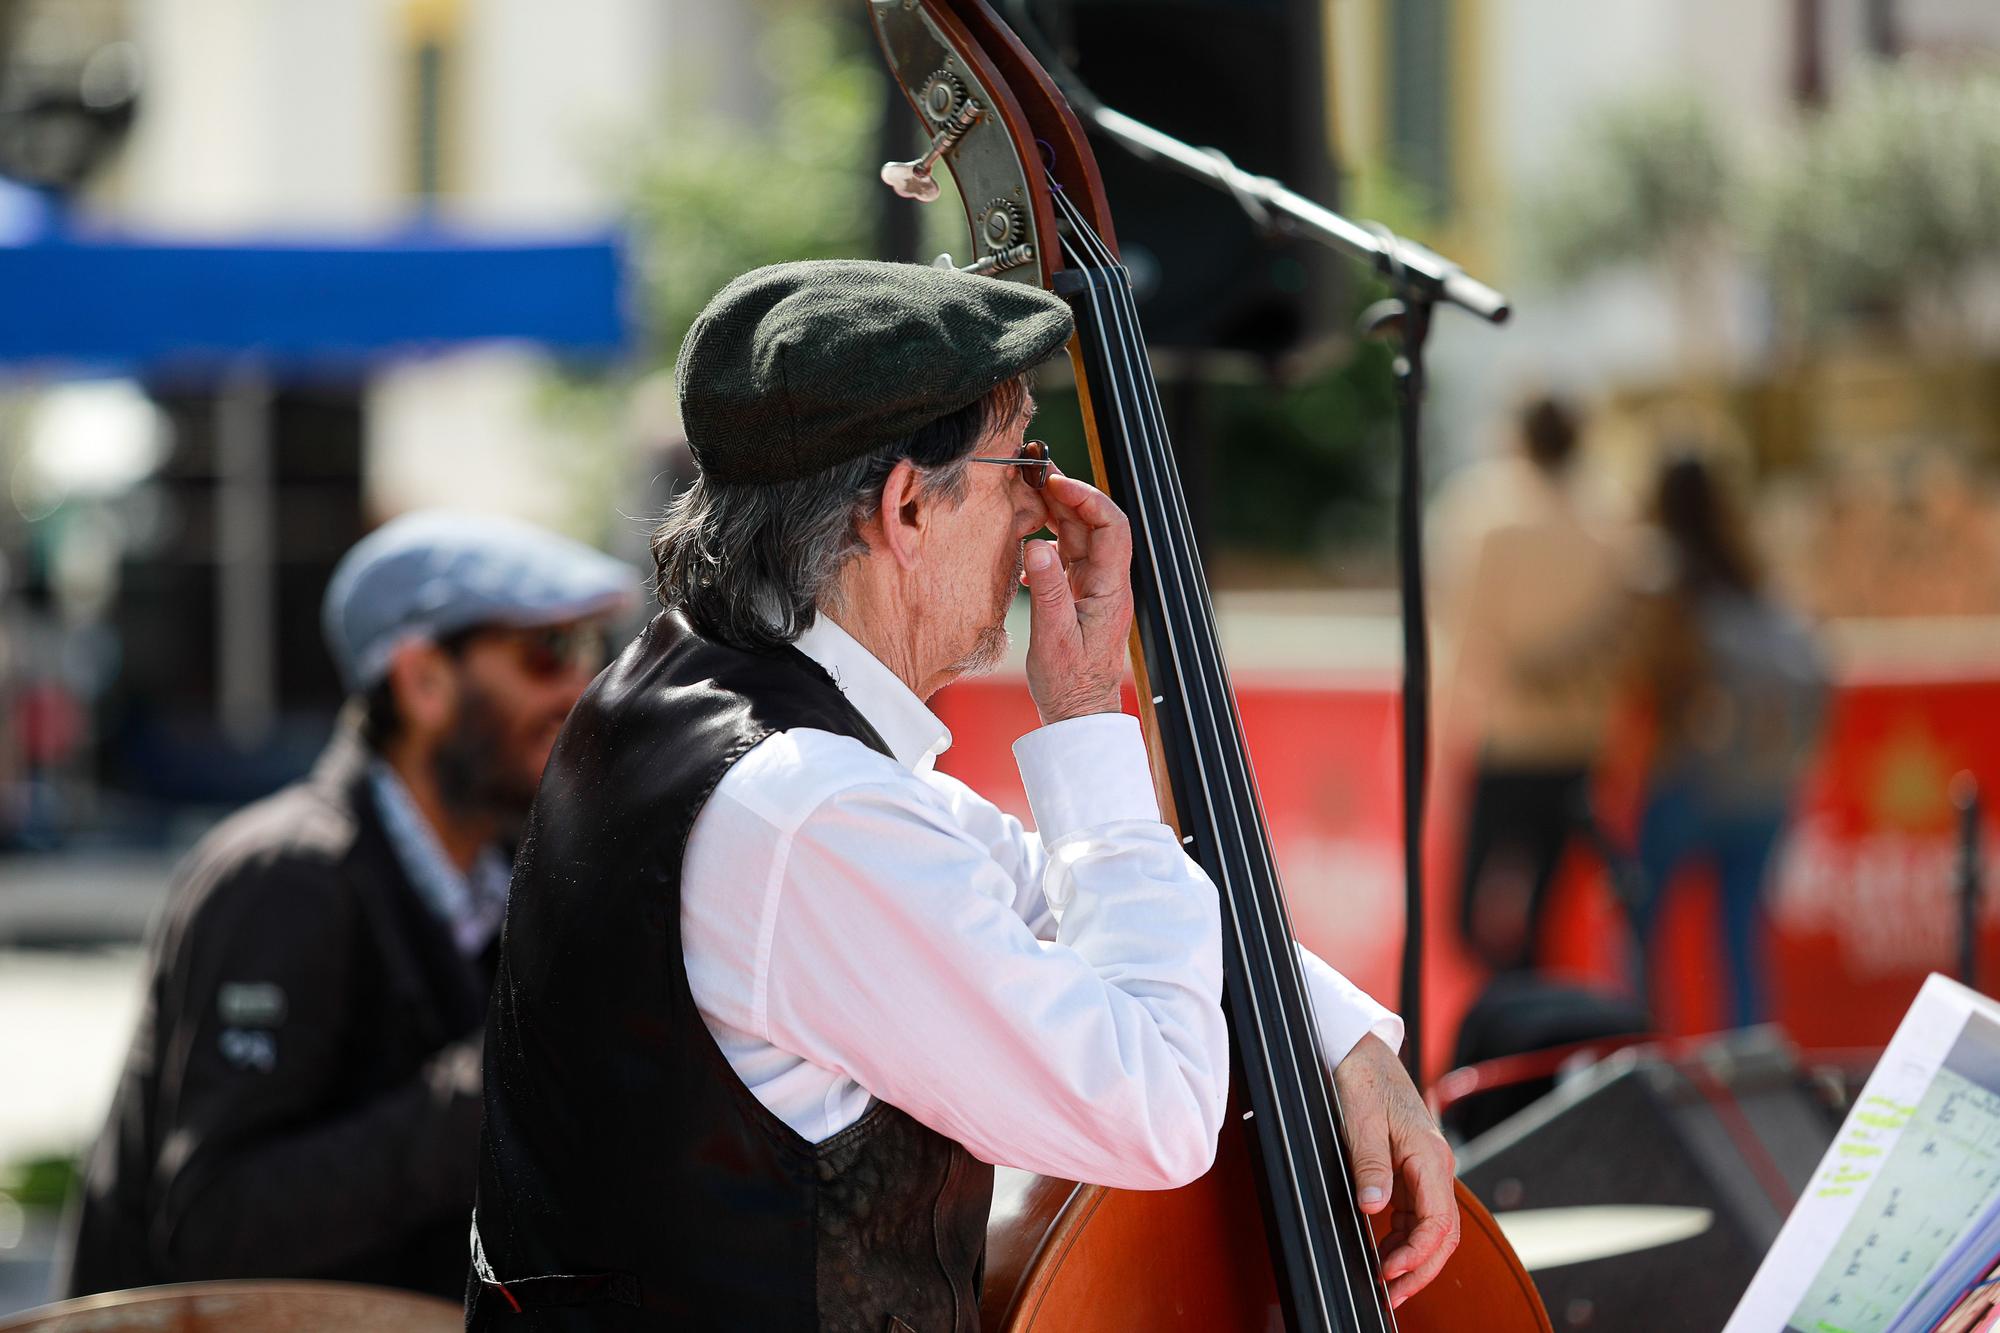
1079, 102, 1510, 326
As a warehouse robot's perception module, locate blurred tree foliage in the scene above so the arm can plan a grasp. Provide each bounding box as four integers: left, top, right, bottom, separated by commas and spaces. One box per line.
1529, 92, 1736, 283
627, 5, 886, 360
1528, 67, 2000, 353
1763, 68, 2000, 340
620, 0, 1411, 580
1525, 92, 1738, 378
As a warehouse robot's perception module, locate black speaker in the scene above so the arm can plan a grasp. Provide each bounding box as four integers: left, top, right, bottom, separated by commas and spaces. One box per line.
1456, 1031, 1840, 1332
1014, 0, 1345, 362
1445, 975, 1654, 1143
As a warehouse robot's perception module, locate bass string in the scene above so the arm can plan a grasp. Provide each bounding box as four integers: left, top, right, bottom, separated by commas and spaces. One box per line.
1087, 267, 1383, 1329
1094, 275, 1394, 1324
1090, 273, 1387, 1329
1047, 187, 1348, 1160
1049, 184, 1397, 1327
1087, 248, 1361, 1150
1046, 192, 1311, 1111
1048, 197, 1328, 1139
1050, 188, 1392, 1330
1045, 202, 1339, 1230
1048, 217, 1340, 1326
1081, 240, 1396, 1324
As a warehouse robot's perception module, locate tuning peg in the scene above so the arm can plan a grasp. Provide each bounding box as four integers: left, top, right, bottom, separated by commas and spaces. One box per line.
879, 99, 982, 202
881, 161, 943, 204
929, 247, 1035, 277
958, 244, 1035, 277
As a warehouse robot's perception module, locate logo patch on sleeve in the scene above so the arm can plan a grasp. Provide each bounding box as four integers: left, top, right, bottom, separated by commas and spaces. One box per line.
219, 1028, 278, 1072
217, 982, 287, 1028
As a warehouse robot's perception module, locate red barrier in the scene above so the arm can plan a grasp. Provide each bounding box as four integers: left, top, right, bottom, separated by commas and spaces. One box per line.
931, 661, 2000, 1082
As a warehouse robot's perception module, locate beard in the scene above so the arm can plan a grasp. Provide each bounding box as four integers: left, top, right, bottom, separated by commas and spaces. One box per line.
431, 681, 541, 837
945, 621, 1010, 679
943, 540, 1026, 679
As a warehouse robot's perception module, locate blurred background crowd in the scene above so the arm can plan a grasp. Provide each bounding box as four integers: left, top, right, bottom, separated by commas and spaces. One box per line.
6, 0, 2000, 1321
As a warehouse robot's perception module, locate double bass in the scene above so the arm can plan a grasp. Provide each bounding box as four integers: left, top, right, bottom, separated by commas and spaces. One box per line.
863, 4, 1554, 1330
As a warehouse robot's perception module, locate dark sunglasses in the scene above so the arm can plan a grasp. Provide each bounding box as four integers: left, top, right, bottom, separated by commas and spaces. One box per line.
442, 622, 608, 682
968, 439, 1051, 490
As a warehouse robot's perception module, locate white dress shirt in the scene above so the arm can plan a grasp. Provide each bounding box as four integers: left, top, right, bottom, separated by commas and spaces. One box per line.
681, 614, 1402, 1191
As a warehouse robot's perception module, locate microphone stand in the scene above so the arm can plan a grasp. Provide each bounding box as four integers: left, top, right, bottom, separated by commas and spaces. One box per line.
1955, 772, 1983, 991
1078, 102, 1511, 326
1049, 74, 1511, 1084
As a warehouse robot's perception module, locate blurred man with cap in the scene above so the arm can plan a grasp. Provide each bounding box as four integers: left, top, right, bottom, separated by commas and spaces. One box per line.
469, 260, 1454, 1331
63, 511, 631, 1302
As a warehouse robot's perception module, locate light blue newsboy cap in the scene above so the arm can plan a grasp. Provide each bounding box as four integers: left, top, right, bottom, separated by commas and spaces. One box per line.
321, 510, 636, 693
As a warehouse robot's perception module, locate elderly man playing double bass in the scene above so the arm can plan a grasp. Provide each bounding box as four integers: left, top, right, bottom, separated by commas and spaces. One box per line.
468, 260, 1457, 1330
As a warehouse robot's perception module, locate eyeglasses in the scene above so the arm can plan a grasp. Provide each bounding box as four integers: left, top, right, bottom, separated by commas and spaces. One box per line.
442, 622, 608, 682
968, 439, 1051, 490
511, 624, 608, 681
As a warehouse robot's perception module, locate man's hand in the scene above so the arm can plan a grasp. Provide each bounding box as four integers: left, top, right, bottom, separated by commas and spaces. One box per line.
1334, 1033, 1461, 1308
1022, 472, 1135, 725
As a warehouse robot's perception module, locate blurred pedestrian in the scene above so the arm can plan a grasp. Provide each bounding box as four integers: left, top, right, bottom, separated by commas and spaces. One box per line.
1435, 396, 1635, 973
1629, 454, 1826, 1028
61, 511, 633, 1301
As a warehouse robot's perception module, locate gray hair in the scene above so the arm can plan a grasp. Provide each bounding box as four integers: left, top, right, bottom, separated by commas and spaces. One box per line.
652, 379, 1026, 652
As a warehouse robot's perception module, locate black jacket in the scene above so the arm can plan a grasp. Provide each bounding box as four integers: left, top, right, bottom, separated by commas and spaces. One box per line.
62, 719, 492, 1301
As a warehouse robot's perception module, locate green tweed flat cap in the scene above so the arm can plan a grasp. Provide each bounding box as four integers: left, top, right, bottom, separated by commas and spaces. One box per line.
675, 259, 1074, 485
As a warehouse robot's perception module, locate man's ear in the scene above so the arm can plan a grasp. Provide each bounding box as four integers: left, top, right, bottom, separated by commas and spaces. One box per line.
873, 458, 929, 570
383, 639, 458, 743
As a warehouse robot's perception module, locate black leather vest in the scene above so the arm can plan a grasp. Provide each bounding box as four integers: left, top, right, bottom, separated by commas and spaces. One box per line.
468, 611, 993, 1332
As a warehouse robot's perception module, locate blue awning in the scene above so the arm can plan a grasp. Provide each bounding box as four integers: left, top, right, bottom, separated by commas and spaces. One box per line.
0, 191, 632, 375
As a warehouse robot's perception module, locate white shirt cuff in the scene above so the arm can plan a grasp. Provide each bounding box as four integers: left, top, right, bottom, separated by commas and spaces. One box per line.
1300, 946, 1404, 1065
1012, 712, 1160, 842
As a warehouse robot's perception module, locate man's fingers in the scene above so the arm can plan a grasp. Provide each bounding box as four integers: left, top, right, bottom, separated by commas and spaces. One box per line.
1022, 540, 1074, 620
1021, 467, 1135, 722
1401, 1126, 1458, 1238
1043, 475, 1129, 547
1039, 501, 1090, 565
1379, 1127, 1460, 1300
1333, 1035, 1399, 1215
1042, 472, 1115, 524
1384, 1211, 1460, 1309
1329, 1032, 1461, 1304
1052, 511, 1093, 564
1040, 475, 1131, 601
1379, 1209, 1456, 1281
1345, 1126, 1394, 1217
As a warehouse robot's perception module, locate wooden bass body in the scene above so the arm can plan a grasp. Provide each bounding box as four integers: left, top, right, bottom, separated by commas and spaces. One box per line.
984, 1147, 1549, 1331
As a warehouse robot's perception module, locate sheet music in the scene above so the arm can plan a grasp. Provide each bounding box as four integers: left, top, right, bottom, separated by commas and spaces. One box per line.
1728, 975, 2000, 1333
1787, 1016, 2000, 1332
